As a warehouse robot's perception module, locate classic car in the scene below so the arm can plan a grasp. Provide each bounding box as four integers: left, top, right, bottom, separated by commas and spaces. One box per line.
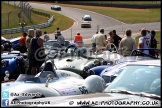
10, 60, 161, 107
51, 5, 61, 11
1, 55, 106, 103
41, 46, 109, 79
82, 15, 92, 21
1, 51, 28, 81
81, 21, 91, 28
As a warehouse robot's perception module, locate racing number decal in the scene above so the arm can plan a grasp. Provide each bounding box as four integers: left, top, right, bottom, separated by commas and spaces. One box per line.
78, 86, 88, 94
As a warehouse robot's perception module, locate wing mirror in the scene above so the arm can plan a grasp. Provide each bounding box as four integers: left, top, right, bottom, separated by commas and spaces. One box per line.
45, 74, 54, 87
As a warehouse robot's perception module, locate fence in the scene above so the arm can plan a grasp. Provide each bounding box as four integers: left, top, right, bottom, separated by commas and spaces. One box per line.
1, 15, 54, 35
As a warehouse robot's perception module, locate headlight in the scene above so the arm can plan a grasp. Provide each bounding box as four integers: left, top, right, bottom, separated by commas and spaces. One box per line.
1, 60, 8, 68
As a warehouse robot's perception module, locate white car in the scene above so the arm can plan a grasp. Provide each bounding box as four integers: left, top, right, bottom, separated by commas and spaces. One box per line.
81, 21, 91, 28
82, 15, 92, 21
2, 59, 106, 102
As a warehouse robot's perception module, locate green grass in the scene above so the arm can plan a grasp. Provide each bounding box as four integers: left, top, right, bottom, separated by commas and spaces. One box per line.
1, 2, 74, 39
68, 1, 160, 5
135, 31, 161, 49
58, 4, 160, 24
1, 2, 48, 29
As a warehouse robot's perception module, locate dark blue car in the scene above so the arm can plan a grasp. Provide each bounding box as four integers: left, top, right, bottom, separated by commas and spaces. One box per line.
1, 51, 28, 81
9, 37, 21, 51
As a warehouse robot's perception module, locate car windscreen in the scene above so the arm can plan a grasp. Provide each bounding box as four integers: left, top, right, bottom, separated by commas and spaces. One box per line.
104, 65, 160, 96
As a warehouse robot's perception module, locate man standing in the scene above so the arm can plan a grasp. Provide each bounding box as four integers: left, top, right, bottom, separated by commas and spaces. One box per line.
74, 32, 84, 47
57, 31, 65, 47
112, 30, 122, 49
30, 29, 45, 75
26, 29, 34, 75
138, 29, 151, 55
119, 28, 136, 56
19, 32, 27, 53
149, 30, 159, 57
94, 28, 107, 53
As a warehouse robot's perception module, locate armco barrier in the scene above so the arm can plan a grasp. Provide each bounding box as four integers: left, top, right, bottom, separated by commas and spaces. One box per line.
1, 15, 54, 35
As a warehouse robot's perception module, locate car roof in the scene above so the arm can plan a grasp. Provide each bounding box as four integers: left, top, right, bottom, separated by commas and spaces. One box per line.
127, 59, 160, 66
84, 15, 91, 17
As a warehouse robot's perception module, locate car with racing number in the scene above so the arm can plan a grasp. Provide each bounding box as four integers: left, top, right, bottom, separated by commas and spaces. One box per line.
10, 60, 161, 107
1, 54, 106, 103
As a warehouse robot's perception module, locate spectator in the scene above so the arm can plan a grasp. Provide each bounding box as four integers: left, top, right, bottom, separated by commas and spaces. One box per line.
54, 27, 61, 39
19, 32, 27, 53
112, 30, 122, 49
44, 31, 50, 42
94, 28, 107, 53
91, 31, 98, 52
74, 32, 84, 47
30, 29, 45, 75
119, 28, 136, 56
138, 28, 151, 55
149, 30, 159, 57
57, 31, 65, 47
26, 29, 35, 75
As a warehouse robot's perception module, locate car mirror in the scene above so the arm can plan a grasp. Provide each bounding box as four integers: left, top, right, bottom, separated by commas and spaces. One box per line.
45, 74, 54, 87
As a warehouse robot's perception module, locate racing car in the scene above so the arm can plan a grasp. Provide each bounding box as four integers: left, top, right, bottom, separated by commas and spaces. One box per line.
9, 37, 21, 51
86, 48, 161, 86
2, 54, 106, 102
41, 45, 110, 79
9, 60, 161, 107
1, 51, 28, 81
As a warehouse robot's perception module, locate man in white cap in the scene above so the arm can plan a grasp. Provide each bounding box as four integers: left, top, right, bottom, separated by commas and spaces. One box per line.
74, 32, 84, 47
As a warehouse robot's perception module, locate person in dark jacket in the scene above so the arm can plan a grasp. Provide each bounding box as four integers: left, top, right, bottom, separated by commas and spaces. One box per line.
112, 30, 122, 49
149, 30, 159, 57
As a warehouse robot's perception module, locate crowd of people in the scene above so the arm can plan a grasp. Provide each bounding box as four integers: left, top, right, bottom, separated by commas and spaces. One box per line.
91, 28, 159, 57
1, 27, 159, 75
